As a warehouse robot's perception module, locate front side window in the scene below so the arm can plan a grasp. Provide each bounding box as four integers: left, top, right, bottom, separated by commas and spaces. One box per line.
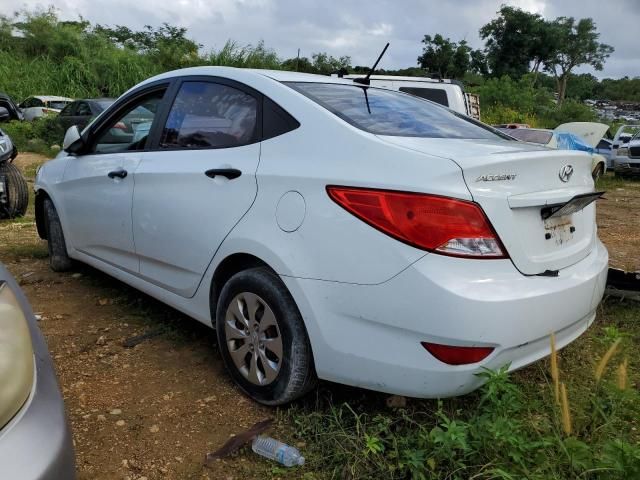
91, 90, 164, 154
60, 103, 75, 116
22, 98, 41, 108
287, 82, 506, 140
160, 81, 258, 149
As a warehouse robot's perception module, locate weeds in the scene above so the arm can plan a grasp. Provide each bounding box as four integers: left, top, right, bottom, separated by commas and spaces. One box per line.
288, 301, 640, 479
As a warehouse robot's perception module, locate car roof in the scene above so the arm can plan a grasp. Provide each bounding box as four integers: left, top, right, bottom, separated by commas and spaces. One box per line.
141, 66, 356, 87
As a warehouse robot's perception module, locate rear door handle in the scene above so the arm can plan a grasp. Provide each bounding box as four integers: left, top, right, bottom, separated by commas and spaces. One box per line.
205, 168, 242, 180
108, 169, 128, 179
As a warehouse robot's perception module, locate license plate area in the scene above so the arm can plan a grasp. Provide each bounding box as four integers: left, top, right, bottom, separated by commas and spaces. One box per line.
541, 191, 604, 220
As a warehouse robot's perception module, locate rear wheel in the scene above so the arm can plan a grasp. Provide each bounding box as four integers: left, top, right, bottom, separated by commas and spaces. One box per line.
0, 162, 28, 219
216, 267, 316, 405
43, 198, 73, 272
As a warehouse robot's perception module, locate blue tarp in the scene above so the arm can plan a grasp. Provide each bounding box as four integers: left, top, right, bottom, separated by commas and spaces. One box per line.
555, 132, 595, 154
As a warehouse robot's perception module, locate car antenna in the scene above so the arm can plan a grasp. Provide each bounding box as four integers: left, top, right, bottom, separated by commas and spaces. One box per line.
354, 42, 389, 86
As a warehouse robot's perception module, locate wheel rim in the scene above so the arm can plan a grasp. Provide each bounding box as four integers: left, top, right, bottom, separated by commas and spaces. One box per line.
224, 292, 283, 386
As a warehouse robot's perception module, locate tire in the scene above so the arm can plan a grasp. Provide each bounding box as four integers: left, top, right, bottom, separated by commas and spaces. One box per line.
216, 267, 316, 405
592, 164, 604, 182
43, 198, 73, 272
0, 162, 28, 219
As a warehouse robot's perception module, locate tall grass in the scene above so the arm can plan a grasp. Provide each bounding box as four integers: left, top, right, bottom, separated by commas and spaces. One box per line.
0, 41, 281, 102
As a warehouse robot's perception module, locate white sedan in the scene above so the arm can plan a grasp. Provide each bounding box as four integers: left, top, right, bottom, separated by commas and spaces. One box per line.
35, 67, 608, 405
19, 96, 73, 121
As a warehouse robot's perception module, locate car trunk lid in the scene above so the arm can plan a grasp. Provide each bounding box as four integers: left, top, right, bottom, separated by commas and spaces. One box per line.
378, 136, 598, 275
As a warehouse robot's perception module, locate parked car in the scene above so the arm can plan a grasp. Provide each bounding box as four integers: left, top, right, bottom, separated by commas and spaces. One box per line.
57, 98, 115, 131
614, 132, 640, 178
595, 137, 614, 168
0, 92, 24, 122
610, 124, 640, 173
499, 124, 608, 180
341, 74, 481, 120
0, 264, 76, 478
19, 96, 73, 121
35, 67, 608, 405
0, 129, 28, 219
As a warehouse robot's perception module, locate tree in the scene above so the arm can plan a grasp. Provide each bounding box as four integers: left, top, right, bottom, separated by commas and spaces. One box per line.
311, 52, 351, 75
94, 23, 201, 70
469, 49, 489, 76
543, 17, 613, 104
417, 34, 471, 79
479, 6, 556, 80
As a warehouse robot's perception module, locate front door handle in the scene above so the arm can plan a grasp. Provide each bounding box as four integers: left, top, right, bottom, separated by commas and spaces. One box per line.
205, 168, 242, 180
108, 169, 128, 179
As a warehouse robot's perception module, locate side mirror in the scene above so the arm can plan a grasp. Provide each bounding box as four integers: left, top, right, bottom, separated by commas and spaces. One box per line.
0, 107, 9, 122
63, 125, 84, 153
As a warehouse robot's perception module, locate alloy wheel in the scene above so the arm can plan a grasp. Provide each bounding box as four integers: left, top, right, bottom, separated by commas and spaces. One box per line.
224, 292, 283, 386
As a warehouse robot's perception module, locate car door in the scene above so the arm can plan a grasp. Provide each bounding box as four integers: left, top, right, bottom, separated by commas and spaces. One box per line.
58, 86, 168, 273
133, 78, 261, 297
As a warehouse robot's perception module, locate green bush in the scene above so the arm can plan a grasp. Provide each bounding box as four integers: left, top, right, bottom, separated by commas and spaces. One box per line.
2, 116, 64, 156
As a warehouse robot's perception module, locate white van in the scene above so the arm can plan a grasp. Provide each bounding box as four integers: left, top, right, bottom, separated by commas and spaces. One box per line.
341, 75, 481, 120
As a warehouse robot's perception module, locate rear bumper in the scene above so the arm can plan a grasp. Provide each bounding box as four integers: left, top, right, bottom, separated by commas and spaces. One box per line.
283, 239, 608, 398
0, 325, 76, 479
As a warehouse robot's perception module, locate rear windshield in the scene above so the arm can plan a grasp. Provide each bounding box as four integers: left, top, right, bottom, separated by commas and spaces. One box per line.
503, 128, 554, 145
47, 101, 71, 109
286, 82, 506, 139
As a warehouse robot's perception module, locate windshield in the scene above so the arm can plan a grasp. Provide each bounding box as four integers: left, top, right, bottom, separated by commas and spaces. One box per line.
286, 82, 508, 140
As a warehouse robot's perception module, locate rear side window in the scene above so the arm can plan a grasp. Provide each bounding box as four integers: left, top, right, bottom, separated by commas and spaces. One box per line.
287, 82, 504, 139
399, 87, 449, 107
160, 82, 258, 149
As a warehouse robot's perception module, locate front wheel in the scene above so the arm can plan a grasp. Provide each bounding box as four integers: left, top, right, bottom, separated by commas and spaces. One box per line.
43, 198, 73, 272
216, 267, 316, 405
0, 162, 28, 219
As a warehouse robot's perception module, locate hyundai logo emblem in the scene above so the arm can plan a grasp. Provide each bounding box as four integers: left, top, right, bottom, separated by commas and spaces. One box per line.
559, 164, 574, 183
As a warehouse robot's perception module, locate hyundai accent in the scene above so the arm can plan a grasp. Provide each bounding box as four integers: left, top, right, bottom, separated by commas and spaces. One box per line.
35, 67, 608, 405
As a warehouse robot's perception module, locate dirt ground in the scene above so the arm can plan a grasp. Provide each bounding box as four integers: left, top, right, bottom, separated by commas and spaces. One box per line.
1, 153, 639, 479
595, 176, 640, 271
1, 153, 293, 479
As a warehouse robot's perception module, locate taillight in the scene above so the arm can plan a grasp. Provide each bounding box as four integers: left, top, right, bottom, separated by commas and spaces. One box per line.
326, 186, 507, 258
421, 342, 494, 365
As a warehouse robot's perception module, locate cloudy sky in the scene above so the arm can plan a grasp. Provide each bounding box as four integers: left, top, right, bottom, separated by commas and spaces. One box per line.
2, 0, 638, 78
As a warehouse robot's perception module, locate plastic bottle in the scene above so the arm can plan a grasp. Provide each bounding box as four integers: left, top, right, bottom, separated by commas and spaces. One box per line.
251, 435, 305, 467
